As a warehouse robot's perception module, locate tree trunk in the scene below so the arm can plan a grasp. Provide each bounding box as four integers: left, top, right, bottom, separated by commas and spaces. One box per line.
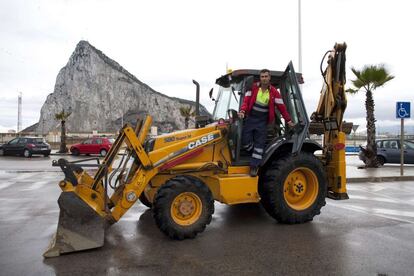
364, 89, 378, 167
185, 118, 189, 129
59, 120, 68, 153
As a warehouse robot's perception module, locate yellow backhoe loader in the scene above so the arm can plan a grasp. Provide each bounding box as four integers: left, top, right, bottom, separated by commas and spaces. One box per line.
44, 43, 349, 258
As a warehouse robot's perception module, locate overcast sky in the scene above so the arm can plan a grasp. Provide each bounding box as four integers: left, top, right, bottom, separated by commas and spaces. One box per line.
0, 0, 413, 133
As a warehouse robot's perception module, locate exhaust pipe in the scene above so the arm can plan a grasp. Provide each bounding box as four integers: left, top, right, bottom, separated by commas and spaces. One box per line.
192, 79, 200, 116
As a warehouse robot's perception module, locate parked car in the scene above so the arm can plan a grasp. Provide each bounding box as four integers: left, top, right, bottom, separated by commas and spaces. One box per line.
0, 137, 51, 157
70, 137, 114, 157
359, 139, 414, 165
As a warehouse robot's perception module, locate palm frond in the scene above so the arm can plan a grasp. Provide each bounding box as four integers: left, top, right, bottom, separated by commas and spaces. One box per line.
345, 88, 359, 94
54, 110, 72, 121
348, 64, 394, 92
350, 67, 360, 78
351, 79, 365, 89
179, 106, 195, 118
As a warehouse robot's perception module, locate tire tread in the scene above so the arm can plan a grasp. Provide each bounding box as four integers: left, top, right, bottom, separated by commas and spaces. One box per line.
259, 152, 327, 224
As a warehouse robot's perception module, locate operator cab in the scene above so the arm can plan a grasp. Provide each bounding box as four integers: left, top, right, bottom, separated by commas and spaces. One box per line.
213, 62, 309, 166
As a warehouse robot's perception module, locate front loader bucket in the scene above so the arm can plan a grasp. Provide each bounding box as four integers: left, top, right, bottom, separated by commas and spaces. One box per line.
43, 191, 106, 258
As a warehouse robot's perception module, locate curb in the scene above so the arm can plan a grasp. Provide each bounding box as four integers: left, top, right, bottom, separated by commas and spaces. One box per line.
347, 175, 414, 183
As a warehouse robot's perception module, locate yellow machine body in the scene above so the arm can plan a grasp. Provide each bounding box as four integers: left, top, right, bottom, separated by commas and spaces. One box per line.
44, 118, 258, 257
44, 43, 349, 258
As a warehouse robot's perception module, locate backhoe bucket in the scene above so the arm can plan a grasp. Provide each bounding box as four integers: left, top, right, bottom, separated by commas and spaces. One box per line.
43, 191, 106, 258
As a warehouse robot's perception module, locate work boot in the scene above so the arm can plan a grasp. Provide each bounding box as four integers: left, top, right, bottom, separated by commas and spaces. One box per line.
249, 166, 259, 177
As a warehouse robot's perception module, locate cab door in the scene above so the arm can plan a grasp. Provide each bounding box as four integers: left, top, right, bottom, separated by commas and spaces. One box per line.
280, 61, 309, 155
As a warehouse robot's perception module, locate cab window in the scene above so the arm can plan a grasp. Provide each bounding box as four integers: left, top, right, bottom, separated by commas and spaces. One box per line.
213, 81, 242, 120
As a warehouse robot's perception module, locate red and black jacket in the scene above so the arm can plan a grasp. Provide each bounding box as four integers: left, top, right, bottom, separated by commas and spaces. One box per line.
240, 82, 291, 124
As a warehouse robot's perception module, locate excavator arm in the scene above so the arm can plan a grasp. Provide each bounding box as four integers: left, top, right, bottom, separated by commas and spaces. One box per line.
311, 43, 349, 200
312, 43, 347, 130
44, 115, 224, 257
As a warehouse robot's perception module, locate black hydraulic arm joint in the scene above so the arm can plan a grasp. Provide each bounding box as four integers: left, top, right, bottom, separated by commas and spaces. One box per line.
52, 158, 83, 186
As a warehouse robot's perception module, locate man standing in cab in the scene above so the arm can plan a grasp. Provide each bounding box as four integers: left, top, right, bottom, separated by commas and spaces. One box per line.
238, 69, 294, 177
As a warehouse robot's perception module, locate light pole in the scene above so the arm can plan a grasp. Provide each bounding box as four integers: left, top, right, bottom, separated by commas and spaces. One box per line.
298, 0, 302, 74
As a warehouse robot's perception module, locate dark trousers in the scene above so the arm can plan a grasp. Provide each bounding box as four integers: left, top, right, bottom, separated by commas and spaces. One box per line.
241, 114, 267, 167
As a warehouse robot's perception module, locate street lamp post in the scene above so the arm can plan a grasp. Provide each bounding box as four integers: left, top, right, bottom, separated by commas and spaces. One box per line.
298, 0, 302, 74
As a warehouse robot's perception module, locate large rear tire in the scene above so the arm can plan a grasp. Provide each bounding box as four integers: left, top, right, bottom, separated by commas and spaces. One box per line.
153, 176, 214, 240
259, 152, 326, 224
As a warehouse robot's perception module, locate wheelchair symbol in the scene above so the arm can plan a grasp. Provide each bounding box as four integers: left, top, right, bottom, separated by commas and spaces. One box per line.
398, 103, 409, 118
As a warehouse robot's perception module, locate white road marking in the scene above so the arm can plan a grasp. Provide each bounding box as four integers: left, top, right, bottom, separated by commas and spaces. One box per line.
20, 181, 48, 191
0, 182, 14, 191
349, 195, 400, 204
329, 202, 414, 224
348, 184, 414, 206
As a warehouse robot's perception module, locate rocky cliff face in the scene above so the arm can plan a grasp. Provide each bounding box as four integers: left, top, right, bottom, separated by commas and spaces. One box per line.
33, 40, 210, 134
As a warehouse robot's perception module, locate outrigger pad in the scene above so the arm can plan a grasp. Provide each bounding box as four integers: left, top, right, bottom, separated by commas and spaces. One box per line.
43, 192, 105, 258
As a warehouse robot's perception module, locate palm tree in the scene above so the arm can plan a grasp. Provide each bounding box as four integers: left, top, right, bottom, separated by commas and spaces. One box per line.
55, 109, 72, 153
179, 106, 195, 129
347, 64, 394, 167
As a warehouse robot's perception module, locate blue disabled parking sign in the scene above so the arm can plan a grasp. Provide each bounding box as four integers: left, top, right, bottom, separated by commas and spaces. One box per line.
396, 102, 410, 119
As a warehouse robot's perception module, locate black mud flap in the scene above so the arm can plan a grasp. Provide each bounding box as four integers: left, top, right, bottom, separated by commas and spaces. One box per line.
43, 192, 106, 258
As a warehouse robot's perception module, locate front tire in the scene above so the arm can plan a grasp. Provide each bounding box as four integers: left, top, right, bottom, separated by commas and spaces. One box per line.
259, 152, 326, 224
153, 176, 214, 240
0, 148, 4, 156
71, 148, 80, 156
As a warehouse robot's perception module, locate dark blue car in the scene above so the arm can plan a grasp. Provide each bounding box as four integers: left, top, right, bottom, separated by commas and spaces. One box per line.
0, 137, 51, 158
359, 139, 414, 165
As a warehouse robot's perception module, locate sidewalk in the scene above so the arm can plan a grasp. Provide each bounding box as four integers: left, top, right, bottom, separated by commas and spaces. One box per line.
346, 155, 414, 183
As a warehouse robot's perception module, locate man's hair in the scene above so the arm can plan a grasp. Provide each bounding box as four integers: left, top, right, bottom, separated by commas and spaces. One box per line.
259, 69, 270, 75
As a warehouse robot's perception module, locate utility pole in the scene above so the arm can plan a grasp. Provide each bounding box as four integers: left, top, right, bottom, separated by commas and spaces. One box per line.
17, 92, 22, 134
298, 0, 303, 74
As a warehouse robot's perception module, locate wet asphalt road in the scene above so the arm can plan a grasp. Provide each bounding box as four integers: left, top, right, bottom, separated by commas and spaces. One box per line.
0, 156, 414, 275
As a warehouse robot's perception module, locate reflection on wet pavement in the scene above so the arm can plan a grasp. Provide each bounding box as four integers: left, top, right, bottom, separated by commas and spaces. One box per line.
0, 170, 414, 275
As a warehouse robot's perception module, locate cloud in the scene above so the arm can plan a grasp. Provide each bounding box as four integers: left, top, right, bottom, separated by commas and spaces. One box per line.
0, 0, 413, 132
